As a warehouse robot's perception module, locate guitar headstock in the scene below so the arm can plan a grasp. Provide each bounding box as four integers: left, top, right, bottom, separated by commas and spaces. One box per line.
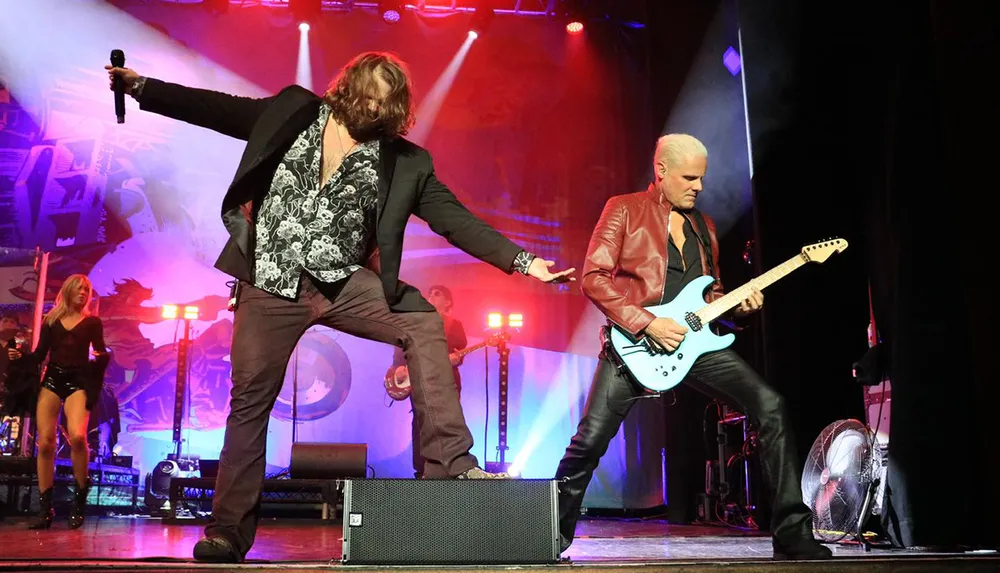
487, 331, 511, 346
801, 238, 848, 263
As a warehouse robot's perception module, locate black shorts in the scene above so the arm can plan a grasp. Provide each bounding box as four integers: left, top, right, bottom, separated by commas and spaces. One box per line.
41, 364, 85, 402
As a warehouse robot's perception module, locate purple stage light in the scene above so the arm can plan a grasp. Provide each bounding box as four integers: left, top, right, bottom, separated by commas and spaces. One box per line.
723, 46, 741, 76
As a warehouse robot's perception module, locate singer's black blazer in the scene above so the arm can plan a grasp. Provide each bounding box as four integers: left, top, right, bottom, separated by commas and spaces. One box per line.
137, 79, 523, 311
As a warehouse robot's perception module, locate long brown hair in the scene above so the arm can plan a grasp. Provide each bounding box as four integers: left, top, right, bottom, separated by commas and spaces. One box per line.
324, 51, 414, 140
45, 274, 93, 326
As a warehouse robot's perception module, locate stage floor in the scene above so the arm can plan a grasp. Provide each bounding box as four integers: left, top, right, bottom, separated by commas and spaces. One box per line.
0, 516, 996, 572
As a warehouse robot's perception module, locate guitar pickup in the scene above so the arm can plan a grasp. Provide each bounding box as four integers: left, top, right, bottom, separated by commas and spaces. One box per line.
684, 312, 703, 331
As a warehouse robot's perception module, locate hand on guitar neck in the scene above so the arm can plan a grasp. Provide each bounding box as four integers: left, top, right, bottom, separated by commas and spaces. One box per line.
383, 332, 509, 401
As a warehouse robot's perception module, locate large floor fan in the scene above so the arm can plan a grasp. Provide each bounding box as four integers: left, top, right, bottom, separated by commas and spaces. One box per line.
801, 418, 886, 549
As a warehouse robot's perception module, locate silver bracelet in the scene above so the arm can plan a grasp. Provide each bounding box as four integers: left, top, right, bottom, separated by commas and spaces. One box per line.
131, 76, 148, 101
513, 251, 536, 274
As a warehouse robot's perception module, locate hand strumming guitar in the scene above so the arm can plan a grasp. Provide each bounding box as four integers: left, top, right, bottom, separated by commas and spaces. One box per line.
643, 317, 688, 352
392, 349, 462, 381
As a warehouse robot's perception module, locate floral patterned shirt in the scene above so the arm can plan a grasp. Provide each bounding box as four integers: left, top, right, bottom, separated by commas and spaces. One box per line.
253, 103, 379, 298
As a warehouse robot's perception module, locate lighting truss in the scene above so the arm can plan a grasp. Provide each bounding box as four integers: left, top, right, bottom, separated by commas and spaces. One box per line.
151, 0, 564, 17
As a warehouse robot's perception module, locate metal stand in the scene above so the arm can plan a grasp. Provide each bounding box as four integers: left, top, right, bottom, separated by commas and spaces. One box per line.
172, 318, 193, 459
706, 403, 757, 526
719, 406, 753, 513
17, 248, 50, 456
496, 336, 510, 467
291, 346, 299, 444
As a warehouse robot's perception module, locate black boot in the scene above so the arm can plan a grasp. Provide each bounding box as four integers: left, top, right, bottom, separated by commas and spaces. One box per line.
68, 478, 91, 529
28, 488, 54, 530
772, 536, 834, 560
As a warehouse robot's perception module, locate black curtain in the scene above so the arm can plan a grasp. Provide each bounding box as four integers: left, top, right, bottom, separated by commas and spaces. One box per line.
739, 0, 1000, 549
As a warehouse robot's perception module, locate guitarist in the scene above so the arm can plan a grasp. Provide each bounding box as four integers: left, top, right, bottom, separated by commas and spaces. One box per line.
389, 285, 467, 478
554, 134, 831, 561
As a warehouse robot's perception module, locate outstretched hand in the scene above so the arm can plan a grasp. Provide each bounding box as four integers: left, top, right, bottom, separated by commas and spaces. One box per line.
527, 258, 576, 284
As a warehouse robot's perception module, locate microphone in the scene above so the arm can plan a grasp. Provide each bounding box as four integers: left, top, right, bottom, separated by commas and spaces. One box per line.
110, 49, 126, 124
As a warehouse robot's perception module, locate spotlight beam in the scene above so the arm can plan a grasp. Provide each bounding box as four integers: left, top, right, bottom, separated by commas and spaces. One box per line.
409, 33, 476, 145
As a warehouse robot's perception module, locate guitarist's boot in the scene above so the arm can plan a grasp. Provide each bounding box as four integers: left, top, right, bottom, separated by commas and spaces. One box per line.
771, 510, 832, 560
772, 537, 833, 560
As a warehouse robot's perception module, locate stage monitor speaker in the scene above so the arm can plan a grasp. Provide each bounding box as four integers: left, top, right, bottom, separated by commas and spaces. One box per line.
290, 442, 367, 479
342, 478, 559, 565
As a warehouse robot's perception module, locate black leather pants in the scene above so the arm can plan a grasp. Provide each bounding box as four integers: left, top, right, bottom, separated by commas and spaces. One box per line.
554, 348, 813, 550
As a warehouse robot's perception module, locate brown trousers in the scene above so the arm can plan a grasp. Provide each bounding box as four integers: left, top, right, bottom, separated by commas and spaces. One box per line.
206, 270, 477, 557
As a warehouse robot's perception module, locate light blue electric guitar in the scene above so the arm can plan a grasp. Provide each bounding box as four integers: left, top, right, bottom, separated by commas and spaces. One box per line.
607, 239, 848, 392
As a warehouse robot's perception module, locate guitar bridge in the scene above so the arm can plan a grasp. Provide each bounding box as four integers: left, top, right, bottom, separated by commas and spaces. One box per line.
684, 312, 703, 332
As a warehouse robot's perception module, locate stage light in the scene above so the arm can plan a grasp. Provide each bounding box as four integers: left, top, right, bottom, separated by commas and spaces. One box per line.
469, 6, 495, 37
298, 21, 310, 32
487, 312, 503, 329
563, 0, 588, 35
723, 46, 742, 76
487, 312, 523, 329
149, 459, 180, 498
379, 1, 403, 23
162, 304, 200, 320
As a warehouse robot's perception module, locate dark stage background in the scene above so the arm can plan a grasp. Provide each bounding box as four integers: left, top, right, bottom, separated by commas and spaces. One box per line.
739, 0, 1000, 549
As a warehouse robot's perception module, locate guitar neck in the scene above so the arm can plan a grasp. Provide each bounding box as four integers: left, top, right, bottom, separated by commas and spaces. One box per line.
450, 339, 492, 362
696, 253, 808, 323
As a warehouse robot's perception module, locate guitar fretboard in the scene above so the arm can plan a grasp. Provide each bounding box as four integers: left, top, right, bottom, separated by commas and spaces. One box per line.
695, 254, 807, 323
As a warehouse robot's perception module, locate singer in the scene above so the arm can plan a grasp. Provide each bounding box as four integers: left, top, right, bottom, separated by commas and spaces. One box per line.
106, 52, 575, 563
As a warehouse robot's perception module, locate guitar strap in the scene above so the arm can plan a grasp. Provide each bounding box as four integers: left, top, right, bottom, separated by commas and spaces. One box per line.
689, 209, 714, 277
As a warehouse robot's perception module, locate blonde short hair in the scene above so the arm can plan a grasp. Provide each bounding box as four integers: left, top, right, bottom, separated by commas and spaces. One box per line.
654, 133, 708, 172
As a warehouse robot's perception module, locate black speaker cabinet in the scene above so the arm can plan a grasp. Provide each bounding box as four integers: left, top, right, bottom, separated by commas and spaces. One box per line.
342, 478, 559, 565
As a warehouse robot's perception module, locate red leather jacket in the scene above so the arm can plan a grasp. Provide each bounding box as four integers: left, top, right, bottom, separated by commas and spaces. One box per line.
582, 185, 725, 337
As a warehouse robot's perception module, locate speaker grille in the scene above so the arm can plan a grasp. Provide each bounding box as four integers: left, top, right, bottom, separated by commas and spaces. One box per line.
343, 479, 558, 564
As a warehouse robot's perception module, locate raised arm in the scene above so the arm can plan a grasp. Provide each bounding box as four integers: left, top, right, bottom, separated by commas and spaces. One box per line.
107, 66, 272, 141
582, 197, 656, 338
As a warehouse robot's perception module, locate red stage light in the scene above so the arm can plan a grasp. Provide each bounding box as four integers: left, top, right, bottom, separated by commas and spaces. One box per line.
566, 21, 584, 34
